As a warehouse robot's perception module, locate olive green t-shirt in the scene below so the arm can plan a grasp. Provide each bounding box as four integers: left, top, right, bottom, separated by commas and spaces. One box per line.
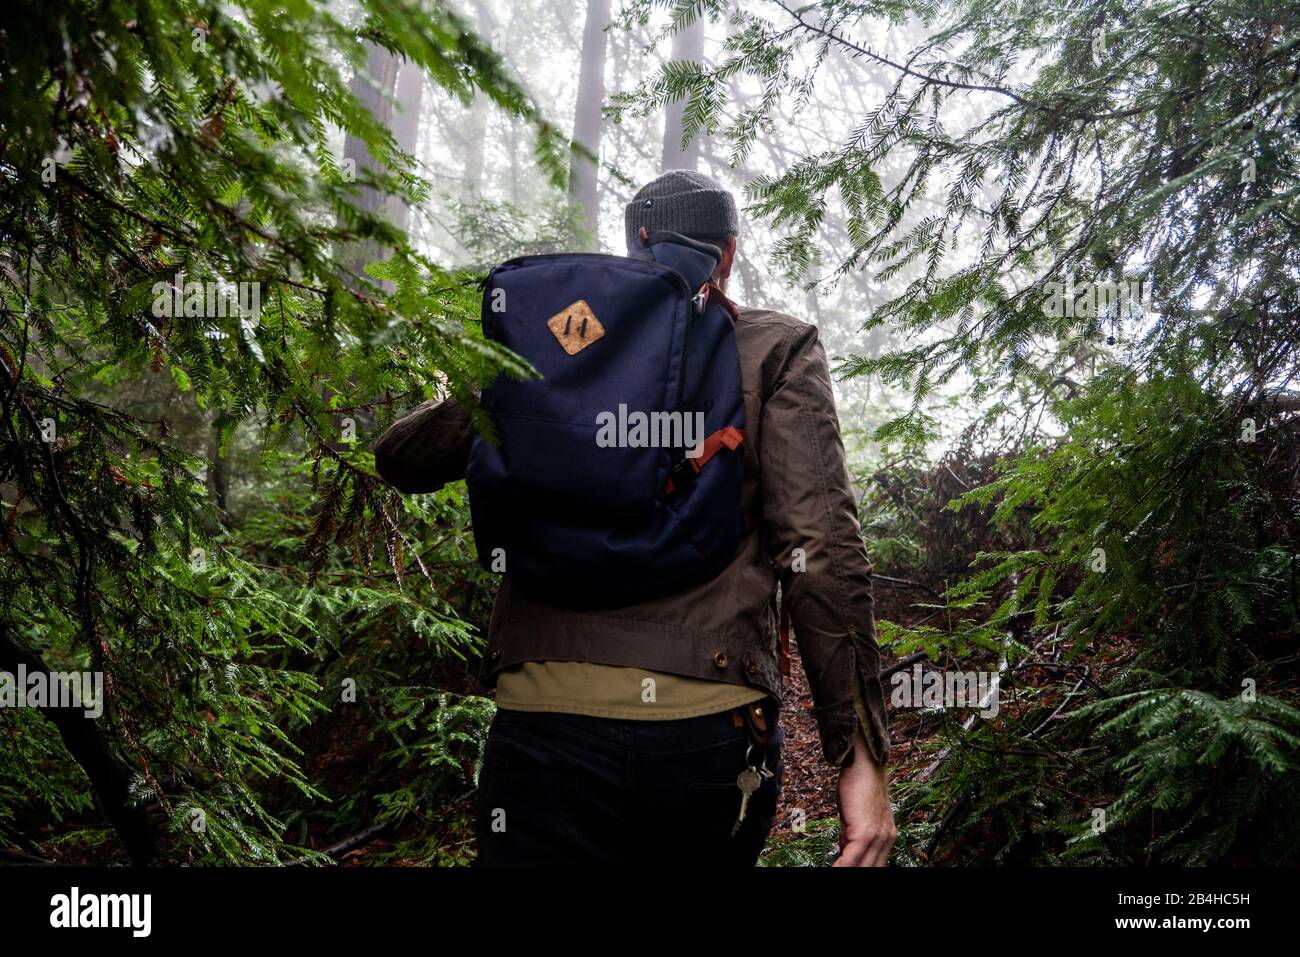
494, 660, 766, 719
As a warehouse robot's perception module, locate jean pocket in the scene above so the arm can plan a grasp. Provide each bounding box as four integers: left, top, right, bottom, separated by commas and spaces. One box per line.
686, 745, 780, 806
684, 773, 779, 859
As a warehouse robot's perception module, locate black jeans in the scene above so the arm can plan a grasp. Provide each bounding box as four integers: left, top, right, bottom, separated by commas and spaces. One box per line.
475, 698, 783, 866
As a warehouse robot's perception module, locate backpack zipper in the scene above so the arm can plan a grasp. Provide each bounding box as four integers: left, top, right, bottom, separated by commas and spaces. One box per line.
676, 288, 711, 420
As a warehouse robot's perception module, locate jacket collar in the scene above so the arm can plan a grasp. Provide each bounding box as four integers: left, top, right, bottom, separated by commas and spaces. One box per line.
706, 282, 740, 321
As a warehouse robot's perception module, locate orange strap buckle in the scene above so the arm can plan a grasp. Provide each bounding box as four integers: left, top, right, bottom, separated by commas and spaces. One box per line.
665, 426, 745, 495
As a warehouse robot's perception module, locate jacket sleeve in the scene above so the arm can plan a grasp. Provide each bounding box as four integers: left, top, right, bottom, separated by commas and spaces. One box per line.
371, 396, 472, 494
760, 322, 891, 768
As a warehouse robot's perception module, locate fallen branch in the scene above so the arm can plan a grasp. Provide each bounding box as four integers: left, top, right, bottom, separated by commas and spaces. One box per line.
916, 632, 1016, 785
287, 819, 392, 866
0, 847, 59, 866
872, 574, 945, 599
880, 651, 929, 679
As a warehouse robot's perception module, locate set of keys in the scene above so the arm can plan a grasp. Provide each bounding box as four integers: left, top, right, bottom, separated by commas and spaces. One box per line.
731, 745, 774, 836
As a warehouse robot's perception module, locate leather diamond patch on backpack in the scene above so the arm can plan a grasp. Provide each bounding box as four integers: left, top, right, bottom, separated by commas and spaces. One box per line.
547, 300, 605, 355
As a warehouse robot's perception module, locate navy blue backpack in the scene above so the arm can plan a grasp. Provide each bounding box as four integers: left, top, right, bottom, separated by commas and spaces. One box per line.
465, 229, 748, 609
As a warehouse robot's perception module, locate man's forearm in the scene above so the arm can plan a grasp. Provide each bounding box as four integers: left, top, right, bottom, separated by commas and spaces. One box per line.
835, 728, 896, 867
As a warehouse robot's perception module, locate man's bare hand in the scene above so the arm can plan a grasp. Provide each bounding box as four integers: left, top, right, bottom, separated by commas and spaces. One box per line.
834, 730, 895, 867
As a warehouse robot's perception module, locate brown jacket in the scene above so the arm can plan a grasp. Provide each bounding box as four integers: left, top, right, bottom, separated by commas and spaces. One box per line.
372, 303, 890, 767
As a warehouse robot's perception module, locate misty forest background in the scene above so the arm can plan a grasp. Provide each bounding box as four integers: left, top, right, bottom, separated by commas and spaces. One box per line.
1, 0, 1298, 866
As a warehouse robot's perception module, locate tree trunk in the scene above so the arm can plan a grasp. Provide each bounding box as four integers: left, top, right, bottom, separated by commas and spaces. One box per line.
388, 61, 425, 236
661, 18, 705, 171
0, 626, 158, 865
462, 100, 489, 196
340, 43, 406, 286
508, 116, 521, 205
568, 0, 611, 248
342, 42, 401, 220
337, 44, 420, 426
461, 1, 497, 195
207, 417, 228, 514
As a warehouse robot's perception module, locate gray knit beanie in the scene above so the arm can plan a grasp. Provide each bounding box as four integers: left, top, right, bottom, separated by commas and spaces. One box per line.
624, 169, 738, 253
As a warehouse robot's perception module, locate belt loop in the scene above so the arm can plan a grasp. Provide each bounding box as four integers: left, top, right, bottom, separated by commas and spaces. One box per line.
742, 700, 770, 751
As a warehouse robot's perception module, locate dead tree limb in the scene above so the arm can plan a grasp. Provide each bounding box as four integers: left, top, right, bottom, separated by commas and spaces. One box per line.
0, 625, 158, 865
